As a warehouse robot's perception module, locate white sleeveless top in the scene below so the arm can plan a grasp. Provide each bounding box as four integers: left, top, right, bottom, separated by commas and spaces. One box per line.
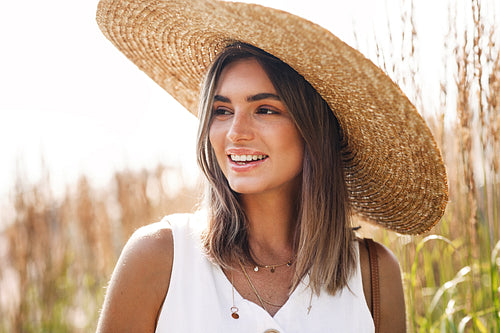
155, 213, 374, 333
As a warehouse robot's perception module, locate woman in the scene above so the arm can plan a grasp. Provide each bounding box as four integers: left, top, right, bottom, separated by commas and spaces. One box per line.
96, 1, 448, 332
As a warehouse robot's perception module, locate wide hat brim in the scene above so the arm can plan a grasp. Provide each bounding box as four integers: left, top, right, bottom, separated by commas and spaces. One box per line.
96, 0, 448, 234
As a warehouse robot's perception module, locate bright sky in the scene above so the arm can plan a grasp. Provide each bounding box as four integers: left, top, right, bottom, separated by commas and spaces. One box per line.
0, 0, 451, 220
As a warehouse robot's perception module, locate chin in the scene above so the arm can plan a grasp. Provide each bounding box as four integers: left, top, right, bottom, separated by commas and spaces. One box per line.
229, 184, 263, 195
226, 178, 265, 194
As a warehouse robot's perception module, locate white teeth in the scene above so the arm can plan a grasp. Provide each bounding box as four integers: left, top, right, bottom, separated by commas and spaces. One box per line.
230, 154, 267, 162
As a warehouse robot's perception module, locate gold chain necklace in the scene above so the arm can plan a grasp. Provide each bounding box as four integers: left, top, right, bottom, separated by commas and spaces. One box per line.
230, 263, 314, 319
239, 260, 287, 310
253, 258, 293, 273
230, 270, 240, 319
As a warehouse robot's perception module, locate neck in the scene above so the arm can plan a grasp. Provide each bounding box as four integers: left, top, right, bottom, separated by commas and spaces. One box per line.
239, 186, 299, 263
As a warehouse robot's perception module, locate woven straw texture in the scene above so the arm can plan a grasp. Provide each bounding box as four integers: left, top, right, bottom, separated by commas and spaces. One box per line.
96, 0, 448, 234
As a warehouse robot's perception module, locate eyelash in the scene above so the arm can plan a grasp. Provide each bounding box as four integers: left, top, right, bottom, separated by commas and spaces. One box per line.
257, 107, 278, 115
213, 107, 279, 116
214, 107, 232, 115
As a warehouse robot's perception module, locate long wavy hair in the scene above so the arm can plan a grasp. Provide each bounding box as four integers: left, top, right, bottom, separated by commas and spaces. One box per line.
196, 42, 356, 295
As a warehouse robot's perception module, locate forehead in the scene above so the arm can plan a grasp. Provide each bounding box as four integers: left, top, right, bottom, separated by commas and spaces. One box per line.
215, 58, 276, 94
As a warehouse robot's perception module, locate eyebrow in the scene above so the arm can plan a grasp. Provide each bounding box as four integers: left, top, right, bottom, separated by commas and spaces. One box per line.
213, 93, 281, 103
213, 95, 231, 103
247, 93, 281, 102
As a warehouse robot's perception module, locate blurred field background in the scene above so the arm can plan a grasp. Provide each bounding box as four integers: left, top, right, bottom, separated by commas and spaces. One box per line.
1, 0, 499, 332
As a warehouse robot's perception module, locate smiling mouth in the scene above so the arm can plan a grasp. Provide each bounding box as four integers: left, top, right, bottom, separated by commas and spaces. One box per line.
229, 154, 268, 165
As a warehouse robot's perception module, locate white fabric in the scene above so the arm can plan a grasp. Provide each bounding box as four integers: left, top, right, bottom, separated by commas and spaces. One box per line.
155, 213, 375, 333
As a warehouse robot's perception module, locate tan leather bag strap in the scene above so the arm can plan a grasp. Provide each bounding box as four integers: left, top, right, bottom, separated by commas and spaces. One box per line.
365, 238, 380, 333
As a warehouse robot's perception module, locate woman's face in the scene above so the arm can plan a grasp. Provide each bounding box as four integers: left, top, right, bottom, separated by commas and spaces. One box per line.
209, 58, 304, 196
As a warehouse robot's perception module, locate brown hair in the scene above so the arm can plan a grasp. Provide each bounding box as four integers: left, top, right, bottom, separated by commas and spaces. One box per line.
196, 42, 356, 295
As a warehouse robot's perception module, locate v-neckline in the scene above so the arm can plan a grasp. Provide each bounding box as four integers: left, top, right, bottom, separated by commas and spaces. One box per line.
214, 264, 309, 319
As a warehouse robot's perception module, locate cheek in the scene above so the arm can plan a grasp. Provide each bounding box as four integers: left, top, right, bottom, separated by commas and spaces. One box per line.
208, 125, 225, 164
208, 124, 219, 151
282, 127, 304, 163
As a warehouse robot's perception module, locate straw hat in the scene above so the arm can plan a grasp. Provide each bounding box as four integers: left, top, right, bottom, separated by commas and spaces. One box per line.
96, 0, 448, 234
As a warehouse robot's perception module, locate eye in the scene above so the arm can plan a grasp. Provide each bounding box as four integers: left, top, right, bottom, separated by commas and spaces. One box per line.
257, 107, 279, 115
213, 107, 233, 116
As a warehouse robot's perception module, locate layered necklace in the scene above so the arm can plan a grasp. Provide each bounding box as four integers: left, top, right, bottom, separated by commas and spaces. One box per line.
230, 257, 293, 319
240, 261, 288, 310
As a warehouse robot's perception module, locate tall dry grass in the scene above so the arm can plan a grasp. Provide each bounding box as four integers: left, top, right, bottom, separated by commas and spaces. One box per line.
0, 0, 499, 332
360, 0, 500, 331
0, 165, 200, 332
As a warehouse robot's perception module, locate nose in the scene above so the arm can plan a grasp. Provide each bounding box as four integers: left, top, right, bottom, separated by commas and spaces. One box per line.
227, 111, 254, 142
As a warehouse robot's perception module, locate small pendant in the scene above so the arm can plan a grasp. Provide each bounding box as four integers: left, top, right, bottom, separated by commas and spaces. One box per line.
254, 266, 259, 272
270, 267, 276, 273
231, 306, 239, 319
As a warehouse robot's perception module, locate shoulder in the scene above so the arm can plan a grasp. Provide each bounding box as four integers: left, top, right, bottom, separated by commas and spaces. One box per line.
359, 239, 402, 280
358, 238, 406, 333
127, 220, 174, 255
97, 220, 174, 332
119, 220, 174, 278
122, 221, 174, 276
